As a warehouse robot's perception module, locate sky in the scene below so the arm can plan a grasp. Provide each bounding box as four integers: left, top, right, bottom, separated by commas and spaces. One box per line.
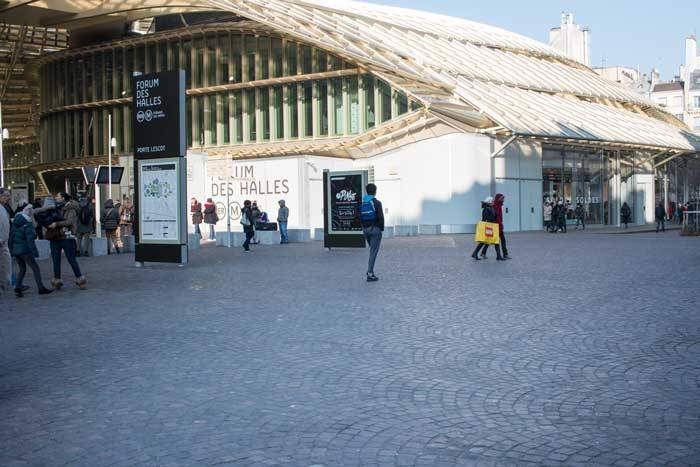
366, 0, 698, 80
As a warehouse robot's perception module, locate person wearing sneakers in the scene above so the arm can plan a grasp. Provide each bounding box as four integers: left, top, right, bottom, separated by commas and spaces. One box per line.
46, 192, 86, 290
360, 183, 384, 282
9, 205, 52, 297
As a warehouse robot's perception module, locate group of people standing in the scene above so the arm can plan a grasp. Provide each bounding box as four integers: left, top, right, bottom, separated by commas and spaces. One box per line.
1, 189, 87, 297
543, 200, 586, 233
190, 198, 290, 250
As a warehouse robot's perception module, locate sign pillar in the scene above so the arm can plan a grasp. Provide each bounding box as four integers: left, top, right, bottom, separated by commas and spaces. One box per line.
322, 170, 368, 249
132, 70, 188, 265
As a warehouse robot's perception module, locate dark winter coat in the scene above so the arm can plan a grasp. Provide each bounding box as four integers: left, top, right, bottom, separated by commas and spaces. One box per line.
203, 203, 218, 224
655, 205, 666, 221
481, 202, 497, 223
493, 193, 505, 230
101, 199, 120, 231
241, 207, 255, 233
621, 204, 632, 223
191, 202, 203, 224
8, 213, 39, 258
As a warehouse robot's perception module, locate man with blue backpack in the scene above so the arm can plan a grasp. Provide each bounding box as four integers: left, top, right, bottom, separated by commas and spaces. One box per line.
360, 183, 384, 282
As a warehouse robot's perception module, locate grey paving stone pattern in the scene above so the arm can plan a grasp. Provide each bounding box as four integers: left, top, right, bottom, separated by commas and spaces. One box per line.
1, 231, 699, 467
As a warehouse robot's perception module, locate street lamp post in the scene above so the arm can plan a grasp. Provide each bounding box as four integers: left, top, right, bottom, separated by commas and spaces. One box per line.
0, 101, 6, 187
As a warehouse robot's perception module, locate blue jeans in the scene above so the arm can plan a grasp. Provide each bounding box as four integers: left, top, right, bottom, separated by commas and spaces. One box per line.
208, 224, 216, 240
362, 226, 383, 274
279, 221, 288, 243
50, 239, 82, 279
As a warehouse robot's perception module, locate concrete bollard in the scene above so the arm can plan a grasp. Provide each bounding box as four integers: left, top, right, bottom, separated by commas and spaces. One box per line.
419, 224, 441, 235
440, 224, 473, 234
287, 228, 311, 243
89, 237, 108, 256
35, 239, 51, 259
120, 235, 135, 253
313, 228, 325, 240
395, 225, 419, 237
188, 233, 201, 250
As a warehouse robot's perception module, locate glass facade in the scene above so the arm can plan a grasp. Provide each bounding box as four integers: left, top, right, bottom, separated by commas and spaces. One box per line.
542, 148, 644, 226
38, 28, 420, 164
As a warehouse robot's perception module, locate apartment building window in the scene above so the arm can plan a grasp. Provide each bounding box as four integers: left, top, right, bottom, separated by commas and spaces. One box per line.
694, 96, 700, 108
694, 117, 700, 131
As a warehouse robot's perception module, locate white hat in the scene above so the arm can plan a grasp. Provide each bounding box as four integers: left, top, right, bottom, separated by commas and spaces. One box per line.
483, 196, 494, 204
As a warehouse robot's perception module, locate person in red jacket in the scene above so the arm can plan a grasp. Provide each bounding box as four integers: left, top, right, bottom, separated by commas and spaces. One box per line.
493, 193, 511, 259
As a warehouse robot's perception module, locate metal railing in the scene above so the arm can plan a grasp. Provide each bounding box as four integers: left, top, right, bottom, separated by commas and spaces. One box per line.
681, 211, 700, 236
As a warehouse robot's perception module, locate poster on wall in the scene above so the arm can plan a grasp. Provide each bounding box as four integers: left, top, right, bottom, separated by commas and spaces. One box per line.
323, 170, 367, 248
138, 158, 181, 244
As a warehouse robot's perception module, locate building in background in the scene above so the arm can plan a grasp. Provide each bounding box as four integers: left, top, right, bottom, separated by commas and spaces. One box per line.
1, 0, 699, 231
549, 13, 590, 66
650, 35, 700, 133
593, 66, 658, 98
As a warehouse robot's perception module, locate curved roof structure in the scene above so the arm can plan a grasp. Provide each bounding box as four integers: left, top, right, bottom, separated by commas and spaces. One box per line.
2, 0, 700, 152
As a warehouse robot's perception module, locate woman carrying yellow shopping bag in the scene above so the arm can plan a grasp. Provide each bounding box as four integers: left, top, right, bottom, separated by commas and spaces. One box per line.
472, 197, 504, 261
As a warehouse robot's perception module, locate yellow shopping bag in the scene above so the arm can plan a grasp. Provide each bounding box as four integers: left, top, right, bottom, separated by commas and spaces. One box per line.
474, 221, 500, 244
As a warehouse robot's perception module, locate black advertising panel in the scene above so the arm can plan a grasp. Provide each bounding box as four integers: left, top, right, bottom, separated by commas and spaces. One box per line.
323, 170, 367, 248
132, 70, 185, 159
95, 166, 124, 184
329, 174, 363, 232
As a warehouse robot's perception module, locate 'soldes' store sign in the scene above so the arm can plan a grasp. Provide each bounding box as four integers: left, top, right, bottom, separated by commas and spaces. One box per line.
132, 70, 185, 159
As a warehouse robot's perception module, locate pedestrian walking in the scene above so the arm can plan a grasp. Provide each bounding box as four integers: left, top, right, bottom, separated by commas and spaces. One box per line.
555, 200, 567, 233
190, 198, 203, 237
574, 203, 585, 230
621, 202, 632, 228
102, 199, 121, 254
8, 205, 52, 297
277, 199, 289, 244
203, 198, 218, 240
472, 196, 504, 261
360, 183, 384, 282
493, 193, 511, 259
0, 187, 11, 293
46, 192, 86, 290
543, 201, 553, 232
655, 202, 666, 233
76, 193, 94, 256
250, 201, 261, 244
119, 198, 134, 237
241, 200, 255, 251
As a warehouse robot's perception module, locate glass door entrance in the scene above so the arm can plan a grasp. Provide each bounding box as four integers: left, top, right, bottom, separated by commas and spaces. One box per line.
542, 149, 607, 226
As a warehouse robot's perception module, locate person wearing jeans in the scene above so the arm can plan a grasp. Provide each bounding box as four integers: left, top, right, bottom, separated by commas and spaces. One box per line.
493, 193, 511, 259
277, 199, 289, 244
46, 192, 86, 289
360, 183, 385, 282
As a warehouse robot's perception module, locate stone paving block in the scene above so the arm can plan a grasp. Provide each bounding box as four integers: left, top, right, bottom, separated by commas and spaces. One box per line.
2, 232, 700, 467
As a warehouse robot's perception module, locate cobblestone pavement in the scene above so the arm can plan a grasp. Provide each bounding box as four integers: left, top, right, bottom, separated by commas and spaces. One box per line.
1, 231, 699, 467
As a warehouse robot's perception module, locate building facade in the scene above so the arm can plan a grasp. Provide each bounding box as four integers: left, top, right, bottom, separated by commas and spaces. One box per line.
549, 13, 590, 66
3, 0, 700, 232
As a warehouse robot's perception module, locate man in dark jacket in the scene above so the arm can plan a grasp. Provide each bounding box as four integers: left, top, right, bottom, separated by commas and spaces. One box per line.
241, 200, 255, 251
101, 199, 120, 254
361, 183, 384, 282
655, 202, 666, 233
471, 197, 504, 261
493, 193, 510, 259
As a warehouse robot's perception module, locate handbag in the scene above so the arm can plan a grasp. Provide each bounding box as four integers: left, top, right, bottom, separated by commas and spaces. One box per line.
474, 221, 500, 245
44, 227, 63, 241
240, 212, 251, 226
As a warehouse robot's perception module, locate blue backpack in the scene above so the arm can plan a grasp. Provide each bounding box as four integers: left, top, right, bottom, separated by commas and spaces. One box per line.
360, 198, 377, 222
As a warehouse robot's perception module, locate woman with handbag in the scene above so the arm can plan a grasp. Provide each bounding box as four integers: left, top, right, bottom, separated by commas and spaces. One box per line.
46, 192, 86, 290
102, 199, 121, 255
472, 196, 504, 261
